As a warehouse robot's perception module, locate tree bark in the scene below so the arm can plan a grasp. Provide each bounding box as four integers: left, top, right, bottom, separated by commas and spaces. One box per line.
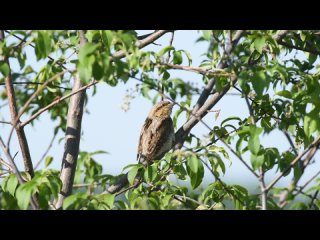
55, 31, 87, 209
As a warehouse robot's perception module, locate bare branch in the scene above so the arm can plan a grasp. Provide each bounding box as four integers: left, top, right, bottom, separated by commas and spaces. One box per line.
191, 30, 244, 115
21, 80, 97, 127
111, 30, 172, 59
0, 157, 13, 171
166, 31, 175, 63
283, 131, 298, 156
34, 133, 57, 170
266, 136, 320, 191
55, 30, 88, 210
0, 30, 35, 179
278, 40, 320, 55
309, 190, 319, 209
0, 81, 71, 90
199, 157, 246, 207
6, 71, 67, 150
0, 120, 12, 125
0, 136, 38, 209
158, 62, 232, 77
175, 75, 238, 149
219, 139, 259, 178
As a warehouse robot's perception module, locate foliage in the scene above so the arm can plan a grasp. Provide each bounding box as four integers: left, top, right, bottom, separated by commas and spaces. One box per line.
1, 30, 320, 210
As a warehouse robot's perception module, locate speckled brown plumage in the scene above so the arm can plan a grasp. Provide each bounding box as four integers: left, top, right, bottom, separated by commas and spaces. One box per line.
137, 101, 175, 166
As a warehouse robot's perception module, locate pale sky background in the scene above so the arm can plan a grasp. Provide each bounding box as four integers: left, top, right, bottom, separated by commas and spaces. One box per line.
1, 30, 320, 196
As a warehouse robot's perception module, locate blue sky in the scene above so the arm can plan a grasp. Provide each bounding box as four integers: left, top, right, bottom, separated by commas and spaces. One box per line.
1, 30, 319, 194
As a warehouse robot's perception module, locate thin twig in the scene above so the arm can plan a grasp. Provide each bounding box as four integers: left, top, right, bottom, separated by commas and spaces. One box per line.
283, 131, 298, 155
294, 169, 320, 197
1, 30, 36, 180
166, 31, 175, 63
111, 30, 172, 59
0, 157, 13, 171
21, 80, 97, 127
219, 138, 259, 178
0, 121, 12, 125
6, 71, 67, 150
0, 81, 72, 90
4, 30, 70, 72
309, 190, 319, 209
278, 40, 320, 56
158, 62, 232, 77
173, 194, 205, 208
199, 157, 245, 206
0, 136, 38, 209
266, 136, 320, 191
34, 133, 57, 170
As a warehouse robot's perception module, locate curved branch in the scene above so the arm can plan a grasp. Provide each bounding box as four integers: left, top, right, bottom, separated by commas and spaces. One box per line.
111, 30, 173, 59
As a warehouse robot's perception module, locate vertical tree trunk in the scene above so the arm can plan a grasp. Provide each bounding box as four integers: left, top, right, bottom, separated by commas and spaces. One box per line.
55, 31, 87, 209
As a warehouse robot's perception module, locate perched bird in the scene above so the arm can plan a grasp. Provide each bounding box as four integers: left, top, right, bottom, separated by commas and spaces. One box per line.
137, 101, 175, 166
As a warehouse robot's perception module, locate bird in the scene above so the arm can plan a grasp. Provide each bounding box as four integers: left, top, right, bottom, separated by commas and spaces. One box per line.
137, 101, 175, 166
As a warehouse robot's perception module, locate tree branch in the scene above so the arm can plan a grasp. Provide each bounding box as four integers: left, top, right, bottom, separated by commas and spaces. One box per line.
175, 75, 238, 149
0, 136, 38, 209
6, 71, 67, 150
111, 30, 172, 59
158, 62, 231, 77
0, 30, 35, 179
191, 30, 244, 115
20, 80, 97, 127
4, 30, 71, 72
265, 136, 320, 191
34, 133, 57, 170
54, 30, 88, 210
278, 40, 320, 56
199, 157, 245, 207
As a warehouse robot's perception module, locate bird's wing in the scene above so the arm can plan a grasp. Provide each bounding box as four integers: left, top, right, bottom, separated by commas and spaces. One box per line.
141, 118, 173, 162
137, 117, 153, 161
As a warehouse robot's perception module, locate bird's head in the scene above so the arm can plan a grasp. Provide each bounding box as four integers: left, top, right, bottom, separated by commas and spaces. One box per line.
149, 101, 174, 119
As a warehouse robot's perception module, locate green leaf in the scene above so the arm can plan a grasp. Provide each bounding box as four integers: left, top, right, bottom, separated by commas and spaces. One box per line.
96, 193, 115, 209
186, 155, 204, 189
173, 164, 187, 180
158, 46, 175, 58
63, 192, 88, 210
6, 174, 18, 196
180, 50, 192, 66
90, 150, 109, 156
248, 125, 263, 155
15, 181, 38, 210
78, 43, 98, 62
34, 31, 52, 60
122, 163, 143, 172
128, 166, 142, 185
250, 153, 264, 170
0, 61, 9, 77
254, 36, 266, 54
304, 108, 320, 138
293, 165, 302, 181
144, 164, 158, 182
221, 116, 242, 127
202, 30, 212, 41
77, 55, 95, 84
92, 60, 104, 80
44, 156, 53, 168
251, 70, 267, 97
173, 51, 183, 64
276, 90, 292, 99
